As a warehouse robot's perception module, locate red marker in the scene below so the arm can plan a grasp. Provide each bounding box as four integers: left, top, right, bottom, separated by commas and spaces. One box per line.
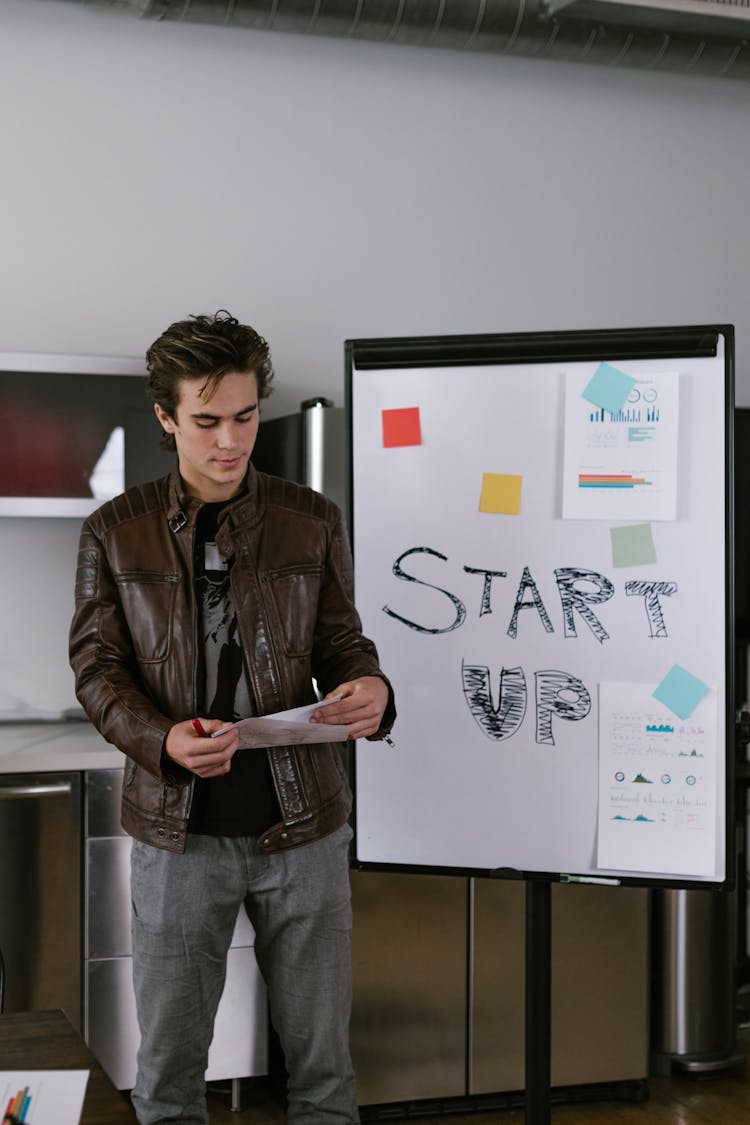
191, 718, 208, 737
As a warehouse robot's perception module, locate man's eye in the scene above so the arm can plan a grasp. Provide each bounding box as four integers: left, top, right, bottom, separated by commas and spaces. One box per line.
196, 421, 217, 429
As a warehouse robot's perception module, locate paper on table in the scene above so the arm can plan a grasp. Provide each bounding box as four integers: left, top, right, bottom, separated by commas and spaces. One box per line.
0, 1070, 89, 1125
211, 696, 350, 749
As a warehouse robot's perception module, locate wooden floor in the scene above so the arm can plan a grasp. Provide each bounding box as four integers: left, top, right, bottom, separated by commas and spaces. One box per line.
204, 1024, 750, 1125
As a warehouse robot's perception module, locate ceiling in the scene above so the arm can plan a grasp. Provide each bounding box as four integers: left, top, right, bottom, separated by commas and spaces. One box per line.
65, 0, 750, 79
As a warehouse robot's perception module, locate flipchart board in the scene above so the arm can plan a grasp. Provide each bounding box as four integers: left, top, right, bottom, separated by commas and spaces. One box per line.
346, 326, 734, 887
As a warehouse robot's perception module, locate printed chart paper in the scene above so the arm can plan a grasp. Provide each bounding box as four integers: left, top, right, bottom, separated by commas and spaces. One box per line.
563, 370, 680, 520
597, 682, 717, 877
0, 1070, 89, 1125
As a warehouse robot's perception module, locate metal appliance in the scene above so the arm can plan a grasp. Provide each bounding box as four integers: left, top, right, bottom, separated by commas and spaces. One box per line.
0, 771, 82, 1028
252, 397, 346, 513
651, 887, 741, 1075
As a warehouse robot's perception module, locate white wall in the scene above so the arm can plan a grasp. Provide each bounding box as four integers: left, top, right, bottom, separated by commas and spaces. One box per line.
1, 0, 748, 714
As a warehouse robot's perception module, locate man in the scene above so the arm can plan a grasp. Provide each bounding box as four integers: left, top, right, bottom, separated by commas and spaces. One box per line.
69, 310, 395, 1125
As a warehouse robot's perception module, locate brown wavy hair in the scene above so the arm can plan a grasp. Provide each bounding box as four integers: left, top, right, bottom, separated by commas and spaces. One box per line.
146, 310, 274, 452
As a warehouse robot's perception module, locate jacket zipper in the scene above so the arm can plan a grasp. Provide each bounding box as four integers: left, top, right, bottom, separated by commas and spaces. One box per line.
115, 571, 179, 584
230, 548, 289, 826
185, 511, 199, 819
247, 562, 309, 820
264, 563, 322, 581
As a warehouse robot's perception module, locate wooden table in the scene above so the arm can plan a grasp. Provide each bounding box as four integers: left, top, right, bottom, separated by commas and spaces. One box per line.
0, 1009, 137, 1124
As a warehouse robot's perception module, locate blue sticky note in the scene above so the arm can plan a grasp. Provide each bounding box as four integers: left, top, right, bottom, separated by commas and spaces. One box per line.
582, 362, 637, 415
652, 665, 710, 720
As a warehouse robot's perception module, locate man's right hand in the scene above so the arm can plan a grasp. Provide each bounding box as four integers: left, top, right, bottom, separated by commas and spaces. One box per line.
165, 718, 240, 778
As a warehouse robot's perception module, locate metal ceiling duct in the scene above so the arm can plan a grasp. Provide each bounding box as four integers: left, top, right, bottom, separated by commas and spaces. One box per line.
71, 0, 750, 78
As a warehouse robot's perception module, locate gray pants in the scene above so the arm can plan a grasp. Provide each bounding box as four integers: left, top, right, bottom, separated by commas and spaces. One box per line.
130, 825, 358, 1125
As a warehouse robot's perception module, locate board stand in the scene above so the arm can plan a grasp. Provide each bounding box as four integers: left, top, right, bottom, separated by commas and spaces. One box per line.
526, 879, 552, 1125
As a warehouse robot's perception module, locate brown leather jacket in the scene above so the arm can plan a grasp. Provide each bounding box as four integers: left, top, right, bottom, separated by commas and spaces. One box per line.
69, 465, 395, 855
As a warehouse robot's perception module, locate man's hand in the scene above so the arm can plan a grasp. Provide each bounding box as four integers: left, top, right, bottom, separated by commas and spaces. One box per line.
164, 718, 240, 778
310, 676, 389, 740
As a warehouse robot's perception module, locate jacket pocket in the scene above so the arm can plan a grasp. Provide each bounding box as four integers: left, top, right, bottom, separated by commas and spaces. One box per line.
264, 563, 322, 658
114, 570, 179, 663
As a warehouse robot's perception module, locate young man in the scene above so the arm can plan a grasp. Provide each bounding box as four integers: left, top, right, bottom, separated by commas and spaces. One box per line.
69, 310, 395, 1125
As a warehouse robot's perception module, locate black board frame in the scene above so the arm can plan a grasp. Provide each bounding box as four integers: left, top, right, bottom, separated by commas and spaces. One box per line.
345, 324, 736, 893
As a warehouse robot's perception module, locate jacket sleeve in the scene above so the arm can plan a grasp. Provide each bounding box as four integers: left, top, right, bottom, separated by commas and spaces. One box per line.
311, 506, 396, 739
68, 520, 174, 779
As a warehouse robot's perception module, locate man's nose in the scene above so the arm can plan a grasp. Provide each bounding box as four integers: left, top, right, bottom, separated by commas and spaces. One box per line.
216, 422, 237, 448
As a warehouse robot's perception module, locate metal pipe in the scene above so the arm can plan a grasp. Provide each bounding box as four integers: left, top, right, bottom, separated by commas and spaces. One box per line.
301, 397, 334, 496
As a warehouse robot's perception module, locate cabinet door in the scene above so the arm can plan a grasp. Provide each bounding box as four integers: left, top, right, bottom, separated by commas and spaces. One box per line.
0, 772, 82, 1028
86, 837, 132, 959
84, 768, 265, 1089
350, 870, 468, 1105
470, 880, 649, 1092
87, 948, 268, 1090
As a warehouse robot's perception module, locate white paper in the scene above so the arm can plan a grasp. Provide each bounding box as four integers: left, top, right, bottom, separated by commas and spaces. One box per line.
596, 682, 717, 876
0, 1070, 89, 1125
212, 696, 349, 749
562, 371, 680, 520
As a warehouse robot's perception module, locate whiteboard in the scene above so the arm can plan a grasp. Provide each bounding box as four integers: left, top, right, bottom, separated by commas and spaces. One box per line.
347, 327, 734, 887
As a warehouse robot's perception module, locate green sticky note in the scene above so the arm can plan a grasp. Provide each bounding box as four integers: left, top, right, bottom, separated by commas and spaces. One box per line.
610, 523, 657, 567
652, 665, 710, 720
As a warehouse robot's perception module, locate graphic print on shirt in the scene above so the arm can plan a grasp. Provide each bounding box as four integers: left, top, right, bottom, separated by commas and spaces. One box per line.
197, 539, 253, 722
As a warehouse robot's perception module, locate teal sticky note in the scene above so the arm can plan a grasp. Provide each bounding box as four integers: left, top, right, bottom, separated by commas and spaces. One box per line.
652, 665, 710, 720
582, 362, 637, 415
610, 523, 657, 567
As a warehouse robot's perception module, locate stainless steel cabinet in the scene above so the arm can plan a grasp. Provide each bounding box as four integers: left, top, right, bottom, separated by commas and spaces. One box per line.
0, 772, 82, 1028
471, 880, 649, 1092
84, 770, 268, 1090
350, 870, 468, 1104
350, 870, 649, 1106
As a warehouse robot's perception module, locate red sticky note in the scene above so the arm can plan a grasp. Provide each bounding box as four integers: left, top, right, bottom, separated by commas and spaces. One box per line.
382, 407, 422, 448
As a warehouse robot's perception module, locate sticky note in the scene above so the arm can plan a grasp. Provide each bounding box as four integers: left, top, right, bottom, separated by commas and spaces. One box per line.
382, 407, 421, 448
582, 362, 637, 415
479, 473, 522, 515
610, 523, 657, 567
652, 665, 710, 720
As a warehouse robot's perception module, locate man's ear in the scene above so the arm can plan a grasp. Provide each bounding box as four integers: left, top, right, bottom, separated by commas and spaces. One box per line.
154, 402, 176, 434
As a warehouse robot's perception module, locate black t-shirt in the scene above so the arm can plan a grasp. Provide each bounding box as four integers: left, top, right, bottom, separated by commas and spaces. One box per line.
188, 499, 281, 836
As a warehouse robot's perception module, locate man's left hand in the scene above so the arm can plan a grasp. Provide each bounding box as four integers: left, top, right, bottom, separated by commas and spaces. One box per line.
311, 676, 389, 740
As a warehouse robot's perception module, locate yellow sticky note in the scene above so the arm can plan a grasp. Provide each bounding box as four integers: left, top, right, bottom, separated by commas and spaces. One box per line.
479, 473, 522, 515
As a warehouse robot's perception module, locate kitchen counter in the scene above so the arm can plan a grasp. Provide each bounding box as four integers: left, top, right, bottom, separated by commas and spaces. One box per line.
0, 721, 122, 773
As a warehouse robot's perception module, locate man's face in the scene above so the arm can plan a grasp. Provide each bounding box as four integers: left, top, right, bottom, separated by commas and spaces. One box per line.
154, 371, 260, 502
